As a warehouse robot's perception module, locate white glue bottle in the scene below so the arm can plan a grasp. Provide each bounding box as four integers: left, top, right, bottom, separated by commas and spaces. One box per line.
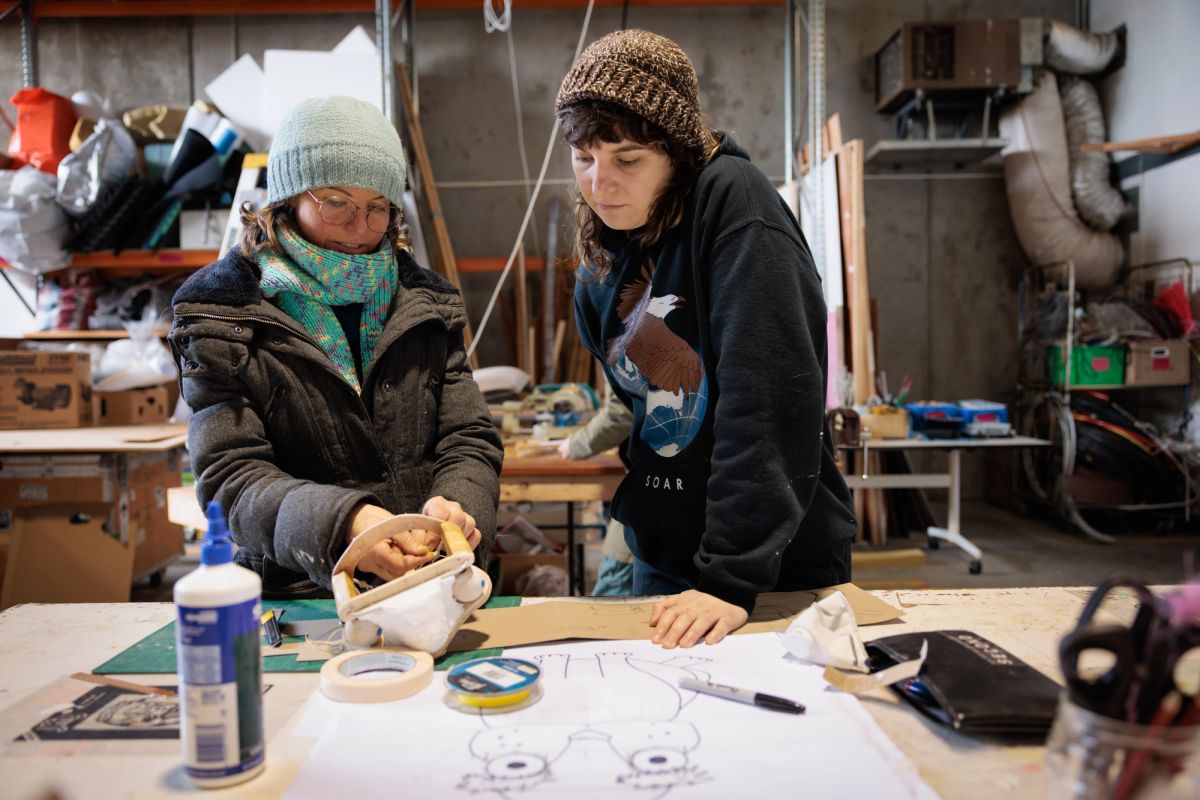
174, 500, 266, 788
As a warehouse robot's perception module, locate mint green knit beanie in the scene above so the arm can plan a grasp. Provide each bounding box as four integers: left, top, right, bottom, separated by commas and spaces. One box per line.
267, 96, 407, 207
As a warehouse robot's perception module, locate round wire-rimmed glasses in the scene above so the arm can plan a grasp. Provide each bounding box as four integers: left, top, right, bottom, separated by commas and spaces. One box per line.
305, 190, 396, 233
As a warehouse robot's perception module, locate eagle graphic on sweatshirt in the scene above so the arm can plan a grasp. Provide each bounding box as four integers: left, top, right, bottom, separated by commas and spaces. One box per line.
605, 261, 703, 398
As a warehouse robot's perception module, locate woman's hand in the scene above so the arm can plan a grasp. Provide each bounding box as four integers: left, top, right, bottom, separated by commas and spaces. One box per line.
649, 590, 749, 648
343, 503, 392, 543
557, 439, 574, 459
343, 503, 441, 581
422, 496, 479, 549
356, 528, 440, 581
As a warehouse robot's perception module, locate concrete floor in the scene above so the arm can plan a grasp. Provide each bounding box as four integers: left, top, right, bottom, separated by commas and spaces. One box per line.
132, 500, 1200, 602
852, 501, 1200, 591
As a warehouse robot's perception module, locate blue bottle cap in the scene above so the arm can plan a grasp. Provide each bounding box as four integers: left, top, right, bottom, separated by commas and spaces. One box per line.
201, 500, 234, 566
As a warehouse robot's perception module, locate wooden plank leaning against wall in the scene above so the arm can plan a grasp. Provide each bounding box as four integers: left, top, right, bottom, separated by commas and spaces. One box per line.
800, 114, 888, 546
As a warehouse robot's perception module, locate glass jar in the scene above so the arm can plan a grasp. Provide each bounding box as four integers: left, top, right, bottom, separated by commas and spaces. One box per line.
1045, 694, 1200, 800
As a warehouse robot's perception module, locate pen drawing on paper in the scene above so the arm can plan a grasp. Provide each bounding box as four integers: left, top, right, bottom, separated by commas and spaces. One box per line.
458, 651, 713, 798
285, 635, 939, 800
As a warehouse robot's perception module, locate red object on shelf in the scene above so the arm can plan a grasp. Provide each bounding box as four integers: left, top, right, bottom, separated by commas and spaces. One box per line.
7, 88, 76, 174
1153, 279, 1195, 337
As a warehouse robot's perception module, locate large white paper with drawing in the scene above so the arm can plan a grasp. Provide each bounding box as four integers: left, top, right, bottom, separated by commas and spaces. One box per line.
284, 633, 937, 799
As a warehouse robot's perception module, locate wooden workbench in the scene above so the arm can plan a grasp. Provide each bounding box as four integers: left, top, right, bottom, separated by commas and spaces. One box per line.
0, 423, 188, 453
499, 449, 624, 594
0, 587, 1154, 798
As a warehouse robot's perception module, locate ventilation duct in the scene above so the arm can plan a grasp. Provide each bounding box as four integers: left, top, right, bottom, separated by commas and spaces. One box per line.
999, 72, 1123, 289
1061, 77, 1127, 230
1044, 19, 1120, 75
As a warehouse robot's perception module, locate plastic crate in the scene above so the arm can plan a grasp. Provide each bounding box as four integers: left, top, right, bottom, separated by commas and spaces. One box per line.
959, 400, 1012, 437
1047, 344, 1125, 386
904, 402, 964, 439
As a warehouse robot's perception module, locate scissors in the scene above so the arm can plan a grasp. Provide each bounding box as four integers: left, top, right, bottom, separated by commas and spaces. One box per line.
1059, 578, 1182, 722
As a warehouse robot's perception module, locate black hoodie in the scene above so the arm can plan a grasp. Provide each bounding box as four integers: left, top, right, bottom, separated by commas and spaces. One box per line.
573, 134, 856, 613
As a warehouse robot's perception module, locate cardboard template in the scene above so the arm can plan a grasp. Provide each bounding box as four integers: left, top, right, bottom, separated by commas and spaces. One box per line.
447, 583, 903, 653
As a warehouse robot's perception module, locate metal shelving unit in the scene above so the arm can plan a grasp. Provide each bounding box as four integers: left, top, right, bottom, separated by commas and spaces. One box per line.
1015, 258, 1197, 541
2, 0, 406, 319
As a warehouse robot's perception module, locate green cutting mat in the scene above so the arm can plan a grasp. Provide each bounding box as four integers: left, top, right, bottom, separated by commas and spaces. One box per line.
95, 597, 519, 675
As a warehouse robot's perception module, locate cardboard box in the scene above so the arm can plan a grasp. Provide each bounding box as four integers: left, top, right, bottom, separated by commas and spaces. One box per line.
1, 503, 135, 609
128, 457, 185, 578
859, 407, 910, 439
95, 386, 170, 426
1126, 339, 1190, 387
0, 450, 183, 580
0, 453, 148, 513
0, 351, 93, 429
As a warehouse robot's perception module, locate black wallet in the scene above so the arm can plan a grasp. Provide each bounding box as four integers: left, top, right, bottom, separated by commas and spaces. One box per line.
867, 629, 1062, 735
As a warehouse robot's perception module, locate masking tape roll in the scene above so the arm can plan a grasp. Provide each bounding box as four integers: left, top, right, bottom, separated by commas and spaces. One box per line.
319, 648, 433, 703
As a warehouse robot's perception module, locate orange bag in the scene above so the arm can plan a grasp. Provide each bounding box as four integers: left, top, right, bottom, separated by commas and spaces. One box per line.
7, 87, 77, 173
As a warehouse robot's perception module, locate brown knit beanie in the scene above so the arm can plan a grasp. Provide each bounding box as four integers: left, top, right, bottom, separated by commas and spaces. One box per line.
555, 29, 707, 157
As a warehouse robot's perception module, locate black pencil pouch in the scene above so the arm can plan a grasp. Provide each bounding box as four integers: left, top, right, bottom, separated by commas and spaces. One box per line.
866, 629, 1062, 736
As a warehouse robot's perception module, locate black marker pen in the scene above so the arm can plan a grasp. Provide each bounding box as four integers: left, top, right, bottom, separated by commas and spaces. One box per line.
679, 677, 806, 714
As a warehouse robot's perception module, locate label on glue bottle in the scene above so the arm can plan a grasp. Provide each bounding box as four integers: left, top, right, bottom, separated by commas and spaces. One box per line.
176, 597, 265, 782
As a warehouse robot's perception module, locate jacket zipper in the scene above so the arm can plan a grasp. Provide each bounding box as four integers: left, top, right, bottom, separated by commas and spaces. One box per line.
176, 310, 319, 347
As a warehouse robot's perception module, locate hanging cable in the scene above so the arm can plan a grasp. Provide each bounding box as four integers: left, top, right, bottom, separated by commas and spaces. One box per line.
620, 0, 629, 30
506, 24, 540, 254
467, 0, 598, 360
483, 0, 511, 33
485, 0, 540, 254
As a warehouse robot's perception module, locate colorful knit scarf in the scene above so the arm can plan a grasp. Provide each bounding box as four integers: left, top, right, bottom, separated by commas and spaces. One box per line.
256, 226, 396, 393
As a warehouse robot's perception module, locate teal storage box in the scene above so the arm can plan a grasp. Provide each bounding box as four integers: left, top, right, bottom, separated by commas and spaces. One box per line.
1047, 345, 1125, 386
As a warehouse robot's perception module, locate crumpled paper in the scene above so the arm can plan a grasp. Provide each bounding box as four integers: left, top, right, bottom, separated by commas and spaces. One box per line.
781, 590, 870, 672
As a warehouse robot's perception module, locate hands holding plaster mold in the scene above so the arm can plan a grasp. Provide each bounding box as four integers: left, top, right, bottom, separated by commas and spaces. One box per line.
650, 590, 749, 649
345, 497, 478, 581
421, 496, 479, 548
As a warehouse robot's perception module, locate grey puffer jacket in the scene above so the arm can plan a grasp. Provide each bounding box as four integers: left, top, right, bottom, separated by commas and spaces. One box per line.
169, 247, 503, 599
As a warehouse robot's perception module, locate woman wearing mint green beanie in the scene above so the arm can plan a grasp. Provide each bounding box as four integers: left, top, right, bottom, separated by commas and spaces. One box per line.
170, 96, 502, 599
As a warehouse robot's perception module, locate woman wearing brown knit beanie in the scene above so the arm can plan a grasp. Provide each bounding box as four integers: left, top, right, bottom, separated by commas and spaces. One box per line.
557, 29, 857, 648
